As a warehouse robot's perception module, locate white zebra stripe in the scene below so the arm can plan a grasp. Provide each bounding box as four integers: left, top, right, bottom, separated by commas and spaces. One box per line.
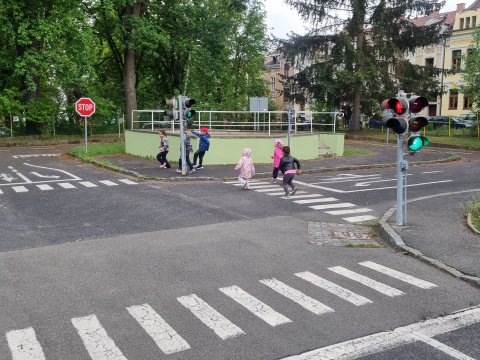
6, 327, 46, 360
79, 181, 98, 188
309, 203, 356, 210
266, 191, 290, 196
359, 261, 437, 289
127, 303, 190, 354
247, 184, 281, 189
260, 278, 334, 315
280, 194, 322, 199
255, 187, 284, 192
219, 285, 291, 327
325, 208, 373, 215
328, 266, 404, 297
118, 179, 137, 185
293, 197, 338, 204
99, 180, 118, 186
58, 182, 76, 189
343, 215, 377, 223
36, 184, 54, 191
71, 314, 127, 360
177, 294, 245, 340
12, 186, 28, 193
295, 271, 372, 306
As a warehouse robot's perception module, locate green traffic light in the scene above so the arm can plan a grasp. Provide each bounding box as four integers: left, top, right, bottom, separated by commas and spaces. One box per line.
407, 135, 429, 152
185, 109, 196, 119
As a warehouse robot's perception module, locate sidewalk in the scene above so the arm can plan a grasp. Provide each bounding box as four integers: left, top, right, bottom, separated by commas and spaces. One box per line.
96, 139, 480, 287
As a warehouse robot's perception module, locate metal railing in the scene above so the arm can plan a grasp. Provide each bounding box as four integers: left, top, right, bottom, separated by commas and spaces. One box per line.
131, 110, 343, 135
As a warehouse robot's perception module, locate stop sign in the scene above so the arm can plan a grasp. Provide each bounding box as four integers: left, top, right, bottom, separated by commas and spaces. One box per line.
75, 97, 96, 117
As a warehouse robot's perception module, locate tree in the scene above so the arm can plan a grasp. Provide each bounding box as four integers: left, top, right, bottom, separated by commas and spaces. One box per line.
462, 26, 480, 113
280, 0, 445, 131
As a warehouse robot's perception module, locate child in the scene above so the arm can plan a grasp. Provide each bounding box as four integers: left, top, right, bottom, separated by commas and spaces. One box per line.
278, 145, 301, 197
156, 130, 171, 168
176, 132, 195, 173
191, 127, 211, 169
271, 139, 284, 183
234, 148, 256, 189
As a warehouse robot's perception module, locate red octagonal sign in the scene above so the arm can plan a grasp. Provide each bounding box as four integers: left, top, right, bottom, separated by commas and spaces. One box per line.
75, 97, 96, 117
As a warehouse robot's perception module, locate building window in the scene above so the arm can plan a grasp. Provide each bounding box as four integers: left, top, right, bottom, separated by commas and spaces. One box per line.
449, 90, 458, 110
425, 58, 434, 67
466, 17, 471, 29
452, 50, 462, 70
464, 95, 472, 110
460, 18, 464, 29
271, 76, 276, 91
473, 16, 477, 27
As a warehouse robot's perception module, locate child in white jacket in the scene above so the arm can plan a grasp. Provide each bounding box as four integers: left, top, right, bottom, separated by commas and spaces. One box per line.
234, 148, 256, 189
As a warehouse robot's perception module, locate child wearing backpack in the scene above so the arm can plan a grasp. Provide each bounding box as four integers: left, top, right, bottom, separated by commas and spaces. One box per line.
191, 127, 210, 169
234, 148, 256, 190
176, 132, 195, 174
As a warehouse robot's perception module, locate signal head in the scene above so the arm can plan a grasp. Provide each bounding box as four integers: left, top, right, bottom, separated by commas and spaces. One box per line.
408, 116, 429, 132
381, 97, 409, 115
184, 98, 196, 108
409, 96, 429, 113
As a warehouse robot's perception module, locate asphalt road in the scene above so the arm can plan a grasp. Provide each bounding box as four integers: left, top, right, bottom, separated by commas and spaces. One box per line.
1, 145, 480, 359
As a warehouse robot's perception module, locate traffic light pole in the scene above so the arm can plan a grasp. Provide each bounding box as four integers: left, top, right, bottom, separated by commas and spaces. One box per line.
396, 135, 409, 225
178, 95, 187, 176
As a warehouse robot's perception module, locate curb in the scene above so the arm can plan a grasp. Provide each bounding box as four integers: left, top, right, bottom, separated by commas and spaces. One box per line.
378, 206, 480, 289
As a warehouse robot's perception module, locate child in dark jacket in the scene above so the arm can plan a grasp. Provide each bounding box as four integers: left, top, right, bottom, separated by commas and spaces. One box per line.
156, 130, 171, 168
191, 127, 211, 169
176, 132, 195, 173
279, 146, 301, 197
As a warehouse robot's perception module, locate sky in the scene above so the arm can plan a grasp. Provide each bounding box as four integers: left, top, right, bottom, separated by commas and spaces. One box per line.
264, 0, 476, 39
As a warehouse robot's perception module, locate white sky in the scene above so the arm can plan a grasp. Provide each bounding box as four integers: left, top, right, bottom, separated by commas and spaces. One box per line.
264, 0, 476, 39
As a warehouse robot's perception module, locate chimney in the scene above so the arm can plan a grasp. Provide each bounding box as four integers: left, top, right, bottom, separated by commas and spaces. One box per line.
457, 3, 466, 11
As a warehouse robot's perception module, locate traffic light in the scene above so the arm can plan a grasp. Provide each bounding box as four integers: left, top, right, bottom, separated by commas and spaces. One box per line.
406, 96, 429, 153
164, 97, 178, 120
381, 97, 409, 134
182, 97, 196, 127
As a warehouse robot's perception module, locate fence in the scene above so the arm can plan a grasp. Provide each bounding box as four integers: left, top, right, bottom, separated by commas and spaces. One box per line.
132, 110, 343, 135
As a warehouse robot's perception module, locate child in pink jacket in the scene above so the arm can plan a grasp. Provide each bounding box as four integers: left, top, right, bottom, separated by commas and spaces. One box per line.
235, 148, 256, 189
271, 139, 284, 183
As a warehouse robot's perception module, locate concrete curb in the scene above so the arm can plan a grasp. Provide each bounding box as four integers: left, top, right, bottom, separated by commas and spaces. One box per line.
378, 206, 480, 289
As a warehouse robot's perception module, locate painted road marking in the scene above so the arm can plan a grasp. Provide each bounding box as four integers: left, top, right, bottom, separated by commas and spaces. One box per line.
36, 184, 54, 191
254, 187, 285, 192
177, 294, 245, 340
328, 266, 404, 297
99, 180, 118, 186
12, 154, 59, 159
118, 179, 137, 185
260, 278, 334, 315
58, 182, 76, 189
293, 197, 338, 204
79, 181, 98, 188
279, 194, 322, 199
6, 327, 46, 360
412, 332, 476, 360
359, 262, 437, 289
12, 186, 28, 193
280, 305, 480, 360
325, 208, 373, 215
295, 271, 372, 306
246, 184, 281, 189
266, 191, 290, 196
127, 303, 191, 354
343, 215, 378, 223
71, 314, 127, 360
220, 285, 292, 327
309, 203, 356, 210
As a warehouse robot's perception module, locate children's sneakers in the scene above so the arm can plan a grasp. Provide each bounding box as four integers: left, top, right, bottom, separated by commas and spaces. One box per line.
196, 166, 204, 169
291, 188, 298, 195
176, 169, 182, 173
270, 179, 277, 184
188, 168, 196, 173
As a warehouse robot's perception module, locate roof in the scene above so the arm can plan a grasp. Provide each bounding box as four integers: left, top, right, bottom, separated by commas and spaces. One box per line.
410, 10, 456, 27
467, 0, 480, 9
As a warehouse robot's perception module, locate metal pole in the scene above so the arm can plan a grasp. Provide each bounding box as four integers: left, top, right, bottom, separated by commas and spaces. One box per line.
439, 36, 447, 116
178, 95, 186, 175
84, 116, 88, 153
396, 134, 404, 225
287, 109, 294, 148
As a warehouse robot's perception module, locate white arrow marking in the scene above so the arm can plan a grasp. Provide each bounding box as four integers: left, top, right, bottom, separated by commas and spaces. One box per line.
354, 177, 411, 187
29, 172, 60, 179
24, 163, 81, 180
0, 173, 15, 182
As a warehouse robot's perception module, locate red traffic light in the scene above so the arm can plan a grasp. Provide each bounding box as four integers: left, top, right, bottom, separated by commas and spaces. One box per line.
381, 97, 409, 115
409, 96, 429, 113
184, 98, 196, 108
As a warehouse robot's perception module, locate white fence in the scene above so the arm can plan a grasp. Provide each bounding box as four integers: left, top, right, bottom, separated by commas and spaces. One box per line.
132, 110, 343, 135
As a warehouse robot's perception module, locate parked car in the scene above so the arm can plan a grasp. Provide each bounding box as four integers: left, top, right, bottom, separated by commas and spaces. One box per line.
458, 112, 478, 122
368, 118, 383, 129
140, 120, 172, 129
0, 126, 12, 137
429, 116, 472, 129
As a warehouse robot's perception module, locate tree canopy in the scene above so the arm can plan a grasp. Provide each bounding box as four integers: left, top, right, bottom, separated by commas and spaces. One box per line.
280, 0, 445, 131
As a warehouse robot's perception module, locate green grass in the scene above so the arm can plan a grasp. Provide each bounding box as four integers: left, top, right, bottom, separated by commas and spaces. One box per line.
462, 197, 480, 232
343, 147, 375, 156
69, 143, 125, 161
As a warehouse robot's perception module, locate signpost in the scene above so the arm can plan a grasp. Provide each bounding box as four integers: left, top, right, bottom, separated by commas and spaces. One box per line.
75, 98, 96, 153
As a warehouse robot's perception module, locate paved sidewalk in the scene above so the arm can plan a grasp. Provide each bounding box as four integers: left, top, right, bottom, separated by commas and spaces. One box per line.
95, 139, 480, 287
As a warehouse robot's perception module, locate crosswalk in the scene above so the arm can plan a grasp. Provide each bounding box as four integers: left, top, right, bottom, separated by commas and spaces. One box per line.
4, 261, 438, 359
0, 178, 137, 195
225, 180, 378, 223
